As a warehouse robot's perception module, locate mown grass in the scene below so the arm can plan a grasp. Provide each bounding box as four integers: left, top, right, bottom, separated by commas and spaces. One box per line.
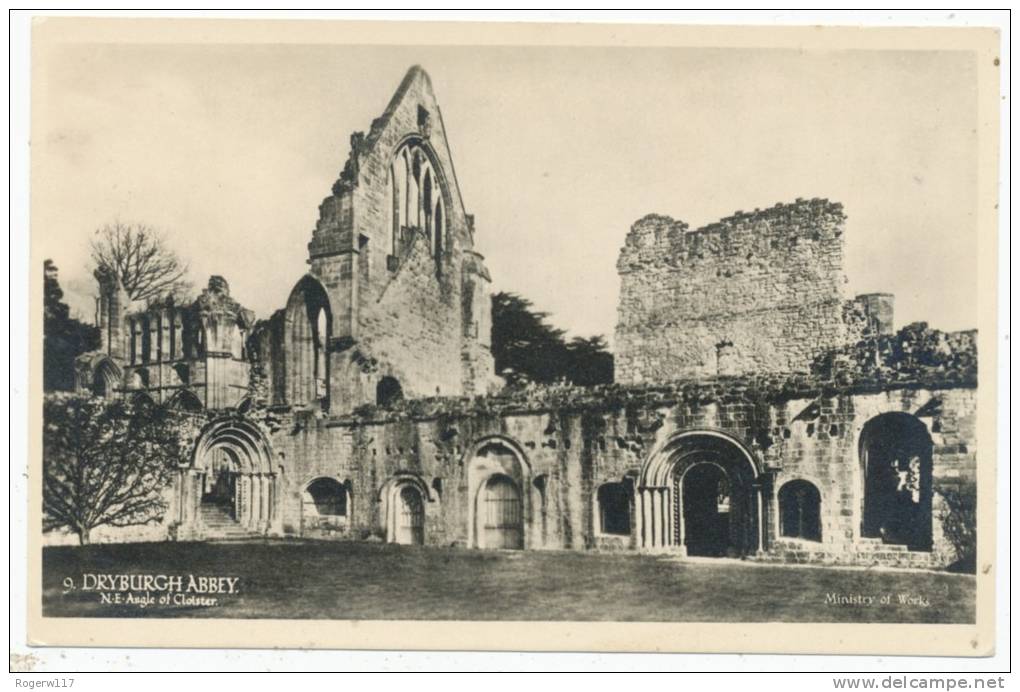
43, 539, 974, 623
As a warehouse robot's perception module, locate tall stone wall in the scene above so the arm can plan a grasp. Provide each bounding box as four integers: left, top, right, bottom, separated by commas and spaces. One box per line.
615, 199, 851, 383
258, 373, 977, 569
259, 66, 497, 418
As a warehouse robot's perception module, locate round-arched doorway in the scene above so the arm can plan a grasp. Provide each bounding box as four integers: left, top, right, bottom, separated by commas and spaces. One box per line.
466, 437, 531, 550
179, 418, 276, 537
637, 431, 762, 557
859, 413, 933, 550
394, 485, 426, 545
478, 474, 523, 550
381, 476, 431, 546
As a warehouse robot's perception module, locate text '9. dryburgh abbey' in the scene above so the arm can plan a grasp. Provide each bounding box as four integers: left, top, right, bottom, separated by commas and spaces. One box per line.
72, 66, 977, 568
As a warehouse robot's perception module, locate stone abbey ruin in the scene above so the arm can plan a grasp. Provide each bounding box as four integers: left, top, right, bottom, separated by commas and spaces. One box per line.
74, 66, 977, 568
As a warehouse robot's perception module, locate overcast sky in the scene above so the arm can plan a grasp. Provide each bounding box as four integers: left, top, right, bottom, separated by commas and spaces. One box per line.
33, 43, 979, 343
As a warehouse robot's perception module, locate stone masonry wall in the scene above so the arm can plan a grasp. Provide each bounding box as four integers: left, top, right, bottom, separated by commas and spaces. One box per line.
298, 66, 494, 412
615, 199, 850, 383
261, 374, 977, 569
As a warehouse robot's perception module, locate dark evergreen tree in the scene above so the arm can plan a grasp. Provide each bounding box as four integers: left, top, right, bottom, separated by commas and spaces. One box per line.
491, 292, 613, 386
564, 335, 615, 387
43, 260, 100, 391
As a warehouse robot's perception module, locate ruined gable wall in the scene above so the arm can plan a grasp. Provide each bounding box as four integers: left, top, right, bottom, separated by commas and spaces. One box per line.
305, 68, 489, 409
350, 71, 471, 399
615, 199, 850, 384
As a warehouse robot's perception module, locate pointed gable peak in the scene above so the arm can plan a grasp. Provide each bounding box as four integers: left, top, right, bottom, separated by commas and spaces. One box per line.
403, 64, 433, 89
383, 65, 436, 118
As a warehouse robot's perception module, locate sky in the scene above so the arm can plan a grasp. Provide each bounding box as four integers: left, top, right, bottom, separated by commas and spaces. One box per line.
33, 42, 980, 343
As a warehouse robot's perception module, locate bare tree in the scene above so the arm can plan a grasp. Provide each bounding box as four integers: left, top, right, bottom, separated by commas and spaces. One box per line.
89, 222, 191, 302
43, 393, 196, 545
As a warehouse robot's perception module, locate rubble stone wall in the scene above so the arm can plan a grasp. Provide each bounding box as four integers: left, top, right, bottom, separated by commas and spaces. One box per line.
258, 375, 977, 569
616, 199, 851, 383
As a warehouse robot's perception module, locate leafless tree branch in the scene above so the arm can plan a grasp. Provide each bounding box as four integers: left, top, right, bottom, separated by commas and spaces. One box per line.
89, 222, 192, 303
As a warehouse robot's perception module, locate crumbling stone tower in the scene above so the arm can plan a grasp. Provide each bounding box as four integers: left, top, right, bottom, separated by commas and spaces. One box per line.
615, 199, 891, 383
254, 66, 498, 413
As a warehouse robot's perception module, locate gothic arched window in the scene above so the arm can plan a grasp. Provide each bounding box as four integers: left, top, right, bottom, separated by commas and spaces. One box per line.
389, 140, 446, 263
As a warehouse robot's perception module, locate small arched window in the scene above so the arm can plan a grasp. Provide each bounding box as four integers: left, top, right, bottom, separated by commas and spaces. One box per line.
779, 480, 822, 542
376, 376, 403, 407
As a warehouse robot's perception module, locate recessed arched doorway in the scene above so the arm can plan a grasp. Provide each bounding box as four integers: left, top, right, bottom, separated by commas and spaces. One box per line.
466, 437, 531, 550
478, 474, 523, 550
637, 431, 762, 557
381, 476, 432, 546
180, 418, 276, 538
682, 462, 732, 557
859, 413, 933, 550
395, 485, 425, 545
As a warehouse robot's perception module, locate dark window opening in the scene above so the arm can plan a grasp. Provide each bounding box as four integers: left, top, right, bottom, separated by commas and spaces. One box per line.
597, 482, 632, 536
779, 480, 822, 542
141, 317, 152, 363
304, 478, 348, 517
376, 376, 403, 407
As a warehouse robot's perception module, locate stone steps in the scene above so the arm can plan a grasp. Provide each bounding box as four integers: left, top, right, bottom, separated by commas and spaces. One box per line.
762, 540, 935, 569
199, 505, 255, 539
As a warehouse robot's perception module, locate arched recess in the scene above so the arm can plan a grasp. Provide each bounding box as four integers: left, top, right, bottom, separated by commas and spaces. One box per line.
859, 412, 933, 550
379, 474, 434, 545
178, 418, 276, 536
637, 430, 763, 556
376, 376, 403, 407
167, 389, 204, 413
778, 479, 822, 542
302, 477, 350, 533
90, 358, 121, 398
464, 436, 531, 550
128, 391, 156, 410
285, 275, 333, 410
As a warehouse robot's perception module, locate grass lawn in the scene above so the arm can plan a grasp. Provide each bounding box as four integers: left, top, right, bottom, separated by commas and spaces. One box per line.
43, 539, 974, 623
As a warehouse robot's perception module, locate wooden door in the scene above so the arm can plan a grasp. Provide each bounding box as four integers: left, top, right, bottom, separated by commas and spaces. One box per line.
395, 485, 425, 545
481, 475, 523, 549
